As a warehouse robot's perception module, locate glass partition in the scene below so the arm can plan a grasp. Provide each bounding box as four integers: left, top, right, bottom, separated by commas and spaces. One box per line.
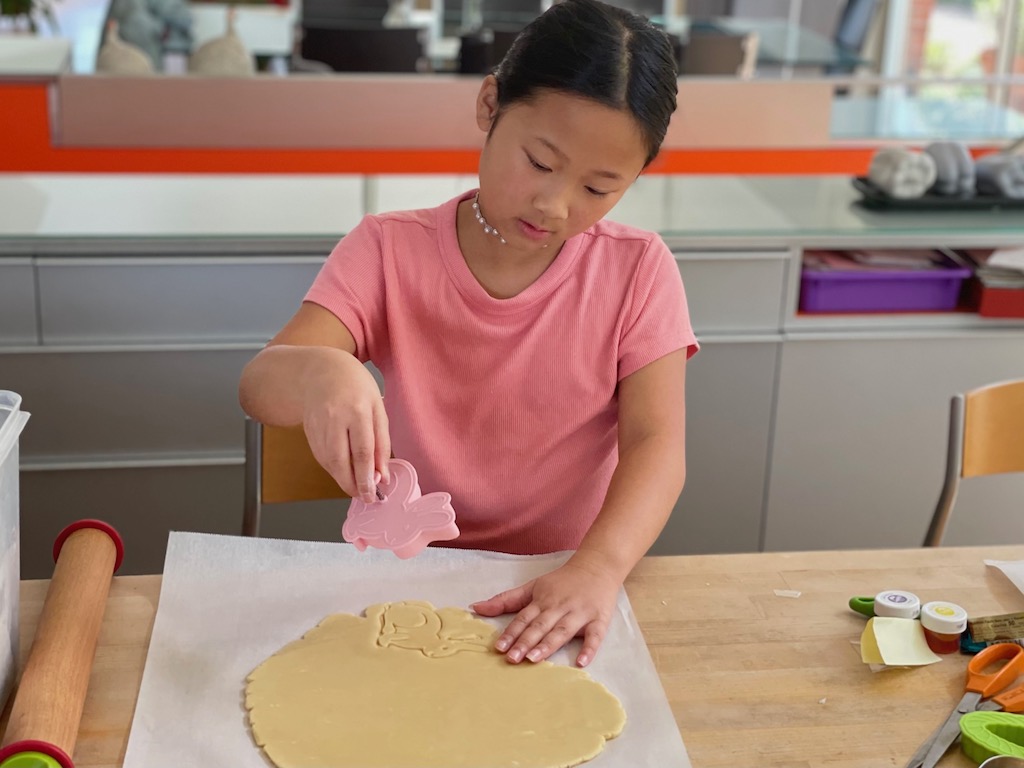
15, 0, 1024, 144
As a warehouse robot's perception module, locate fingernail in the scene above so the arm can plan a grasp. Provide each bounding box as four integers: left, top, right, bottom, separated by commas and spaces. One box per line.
507, 648, 523, 663
578, 654, 590, 667
373, 470, 381, 484
526, 649, 542, 662
495, 637, 510, 652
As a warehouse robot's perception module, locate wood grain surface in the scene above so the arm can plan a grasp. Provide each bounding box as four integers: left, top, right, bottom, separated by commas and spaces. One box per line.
6, 545, 1024, 767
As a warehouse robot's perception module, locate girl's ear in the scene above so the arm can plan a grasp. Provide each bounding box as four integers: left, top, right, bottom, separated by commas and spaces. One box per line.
475, 75, 499, 132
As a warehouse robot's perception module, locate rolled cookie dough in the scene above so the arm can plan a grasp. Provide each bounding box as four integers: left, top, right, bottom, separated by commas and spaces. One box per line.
245, 600, 625, 768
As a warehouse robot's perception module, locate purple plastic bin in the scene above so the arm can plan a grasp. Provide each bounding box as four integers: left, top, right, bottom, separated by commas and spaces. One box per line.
800, 257, 972, 314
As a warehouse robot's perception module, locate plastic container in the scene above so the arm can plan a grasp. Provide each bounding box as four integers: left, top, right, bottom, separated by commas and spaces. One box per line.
921, 601, 968, 654
873, 590, 921, 619
800, 251, 972, 313
968, 281, 1024, 318
0, 391, 30, 713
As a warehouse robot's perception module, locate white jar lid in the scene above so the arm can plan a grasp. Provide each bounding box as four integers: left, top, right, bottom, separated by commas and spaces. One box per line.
921, 601, 968, 635
874, 590, 921, 619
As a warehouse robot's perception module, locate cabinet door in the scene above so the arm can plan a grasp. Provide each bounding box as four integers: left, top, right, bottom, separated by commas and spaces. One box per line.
651, 339, 780, 555
765, 334, 1024, 551
0, 258, 38, 345
18, 465, 349, 578
37, 257, 323, 344
6, 347, 256, 460
675, 252, 789, 334
19, 465, 241, 577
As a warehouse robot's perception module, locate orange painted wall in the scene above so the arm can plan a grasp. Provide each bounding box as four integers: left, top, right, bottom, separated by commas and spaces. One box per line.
0, 81, 977, 176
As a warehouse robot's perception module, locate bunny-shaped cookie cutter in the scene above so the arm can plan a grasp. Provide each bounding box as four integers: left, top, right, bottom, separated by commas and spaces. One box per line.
342, 459, 459, 559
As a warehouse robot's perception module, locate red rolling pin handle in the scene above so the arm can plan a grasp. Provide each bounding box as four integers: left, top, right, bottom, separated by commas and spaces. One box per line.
0, 520, 124, 768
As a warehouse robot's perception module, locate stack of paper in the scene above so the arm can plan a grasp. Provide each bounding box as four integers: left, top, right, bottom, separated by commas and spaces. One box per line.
960, 248, 1024, 289
804, 249, 945, 272
859, 617, 942, 669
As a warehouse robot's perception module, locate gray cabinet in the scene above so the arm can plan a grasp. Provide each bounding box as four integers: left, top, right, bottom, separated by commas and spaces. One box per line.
6, 250, 331, 577
653, 249, 787, 555
0, 258, 38, 345
764, 333, 1024, 551
7, 347, 256, 461
652, 339, 780, 555
6, 187, 1024, 572
37, 257, 323, 344
19, 464, 350, 579
675, 250, 790, 334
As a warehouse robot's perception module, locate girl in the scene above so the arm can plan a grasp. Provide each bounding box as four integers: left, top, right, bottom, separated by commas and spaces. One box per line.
239, 0, 698, 669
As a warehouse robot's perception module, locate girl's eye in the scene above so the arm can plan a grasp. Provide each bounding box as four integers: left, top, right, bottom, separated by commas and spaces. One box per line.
526, 154, 551, 172
586, 187, 610, 197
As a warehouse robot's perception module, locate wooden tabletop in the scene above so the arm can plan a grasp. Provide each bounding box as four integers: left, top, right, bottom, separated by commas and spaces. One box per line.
7, 544, 1024, 767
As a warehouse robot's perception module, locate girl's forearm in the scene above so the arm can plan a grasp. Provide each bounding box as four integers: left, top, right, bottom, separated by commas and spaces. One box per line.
570, 433, 685, 582
238, 345, 351, 426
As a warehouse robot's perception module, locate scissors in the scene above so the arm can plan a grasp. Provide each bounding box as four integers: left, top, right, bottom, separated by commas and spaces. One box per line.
905, 643, 1024, 768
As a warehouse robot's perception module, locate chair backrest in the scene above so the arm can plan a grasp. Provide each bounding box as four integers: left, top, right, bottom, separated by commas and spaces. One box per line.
963, 379, 1024, 478
680, 31, 758, 78
300, 26, 423, 72
243, 419, 346, 537
457, 26, 522, 74
924, 378, 1024, 546
833, 0, 878, 54
302, 0, 392, 27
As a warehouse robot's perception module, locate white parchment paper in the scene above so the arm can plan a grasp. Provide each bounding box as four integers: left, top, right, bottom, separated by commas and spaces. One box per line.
123, 532, 690, 768
986, 559, 1024, 595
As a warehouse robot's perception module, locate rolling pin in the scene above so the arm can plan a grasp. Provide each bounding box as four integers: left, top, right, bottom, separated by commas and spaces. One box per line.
0, 520, 124, 768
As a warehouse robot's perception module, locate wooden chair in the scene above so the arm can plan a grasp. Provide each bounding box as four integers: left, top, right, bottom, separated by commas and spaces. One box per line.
242, 418, 347, 537
924, 379, 1024, 546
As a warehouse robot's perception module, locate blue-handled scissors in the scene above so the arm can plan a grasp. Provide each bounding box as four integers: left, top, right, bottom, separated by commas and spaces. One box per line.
904, 642, 1024, 768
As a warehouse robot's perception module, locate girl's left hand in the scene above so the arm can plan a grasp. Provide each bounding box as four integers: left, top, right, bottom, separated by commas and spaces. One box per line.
470, 558, 621, 667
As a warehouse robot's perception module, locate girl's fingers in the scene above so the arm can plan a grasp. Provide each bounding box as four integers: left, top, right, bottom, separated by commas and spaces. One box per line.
494, 603, 541, 656
524, 615, 585, 663
346, 413, 378, 503
373, 397, 391, 485
577, 620, 608, 668
504, 609, 568, 664
471, 582, 533, 617
309, 425, 359, 498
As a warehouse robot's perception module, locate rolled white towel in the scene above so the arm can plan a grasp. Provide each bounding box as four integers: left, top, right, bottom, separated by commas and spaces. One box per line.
925, 141, 974, 196
867, 148, 937, 199
975, 153, 1024, 198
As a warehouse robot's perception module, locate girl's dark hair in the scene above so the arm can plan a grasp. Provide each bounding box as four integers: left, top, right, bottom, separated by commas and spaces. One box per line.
492, 0, 678, 167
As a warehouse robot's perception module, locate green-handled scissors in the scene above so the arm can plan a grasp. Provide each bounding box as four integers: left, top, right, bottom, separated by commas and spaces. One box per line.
904, 642, 1024, 768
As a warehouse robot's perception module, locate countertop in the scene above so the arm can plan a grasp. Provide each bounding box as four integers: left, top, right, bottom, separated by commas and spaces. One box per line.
3, 174, 1024, 251
5, 544, 1024, 766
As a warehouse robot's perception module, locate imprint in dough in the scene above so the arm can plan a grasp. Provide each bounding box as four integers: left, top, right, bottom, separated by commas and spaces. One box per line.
245, 601, 626, 768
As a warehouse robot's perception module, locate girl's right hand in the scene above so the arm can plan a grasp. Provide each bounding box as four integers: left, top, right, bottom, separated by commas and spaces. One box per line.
301, 351, 391, 504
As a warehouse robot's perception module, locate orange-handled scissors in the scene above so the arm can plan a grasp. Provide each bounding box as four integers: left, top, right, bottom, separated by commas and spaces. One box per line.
905, 642, 1024, 768
976, 672, 1024, 714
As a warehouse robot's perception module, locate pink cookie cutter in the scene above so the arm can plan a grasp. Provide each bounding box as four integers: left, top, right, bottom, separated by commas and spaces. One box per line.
342, 459, 459, 559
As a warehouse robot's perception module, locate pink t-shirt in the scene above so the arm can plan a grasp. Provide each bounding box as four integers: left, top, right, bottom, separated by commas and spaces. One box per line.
305, 190, 698, 555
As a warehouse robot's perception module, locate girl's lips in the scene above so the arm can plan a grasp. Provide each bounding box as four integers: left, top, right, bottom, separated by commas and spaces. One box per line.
516, 218, 550, 241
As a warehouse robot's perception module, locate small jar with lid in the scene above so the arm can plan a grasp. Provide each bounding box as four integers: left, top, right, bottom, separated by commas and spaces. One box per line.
920, 601, 968, 654
874, 590, 921, 619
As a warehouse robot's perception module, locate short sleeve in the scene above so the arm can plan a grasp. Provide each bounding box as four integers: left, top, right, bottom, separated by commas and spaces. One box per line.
304, 215, 387, 364
618, 236, 699, 381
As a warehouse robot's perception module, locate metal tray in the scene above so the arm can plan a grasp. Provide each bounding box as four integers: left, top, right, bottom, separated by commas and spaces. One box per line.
852, 177, 1024, 211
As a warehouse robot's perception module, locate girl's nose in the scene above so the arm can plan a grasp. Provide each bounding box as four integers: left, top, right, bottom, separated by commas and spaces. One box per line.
533, 186, 569, 221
